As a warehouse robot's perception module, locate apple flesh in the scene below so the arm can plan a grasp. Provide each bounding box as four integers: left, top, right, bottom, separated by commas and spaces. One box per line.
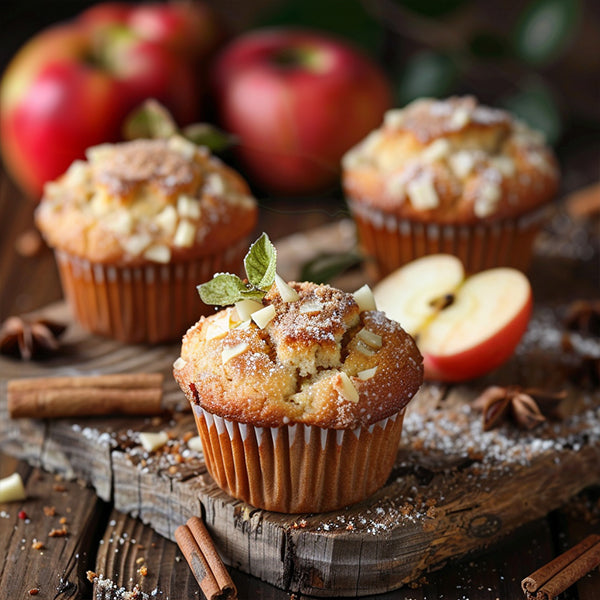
373, 254, 532, 382
211, 28, 392, 196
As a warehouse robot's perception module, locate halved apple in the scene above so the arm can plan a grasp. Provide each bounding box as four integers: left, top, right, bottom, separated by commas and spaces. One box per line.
373, 254, 532, 382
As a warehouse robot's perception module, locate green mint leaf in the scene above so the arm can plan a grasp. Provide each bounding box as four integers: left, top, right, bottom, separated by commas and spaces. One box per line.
244, 233, 277, 291
197, 273, 248, 306
240, 288, 268, 301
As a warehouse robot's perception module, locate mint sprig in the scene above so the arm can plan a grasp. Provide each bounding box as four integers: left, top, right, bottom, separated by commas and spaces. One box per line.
197, 233, 277, 306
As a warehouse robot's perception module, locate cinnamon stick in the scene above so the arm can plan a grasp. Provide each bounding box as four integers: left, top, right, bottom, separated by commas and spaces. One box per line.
7, 373, 163, 418
522, 534, 600, 599
175, 516, 237, 600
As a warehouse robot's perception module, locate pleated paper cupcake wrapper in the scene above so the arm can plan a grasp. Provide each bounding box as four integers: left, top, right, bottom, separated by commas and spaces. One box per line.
55, 239, 247, 344
192, 404, 406, 514
349, 200, 548, 279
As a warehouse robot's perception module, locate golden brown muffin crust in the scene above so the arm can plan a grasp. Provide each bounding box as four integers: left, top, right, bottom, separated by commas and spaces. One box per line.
174, 282, 423, 429
35, 137, 257, 265
342, 96, 559, 224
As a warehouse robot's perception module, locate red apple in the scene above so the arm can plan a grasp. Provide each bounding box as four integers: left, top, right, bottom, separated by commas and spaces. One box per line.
211, 28, 392, 196
0, 1, 224, 199
373, 254, 533, 382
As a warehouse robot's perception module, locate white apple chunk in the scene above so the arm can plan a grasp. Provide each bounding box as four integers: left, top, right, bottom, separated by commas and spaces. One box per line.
373, 254, 532, 382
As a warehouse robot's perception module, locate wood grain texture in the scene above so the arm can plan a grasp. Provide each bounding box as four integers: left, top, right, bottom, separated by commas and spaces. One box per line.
1, 219, 599, 596
0, 461, 110, 599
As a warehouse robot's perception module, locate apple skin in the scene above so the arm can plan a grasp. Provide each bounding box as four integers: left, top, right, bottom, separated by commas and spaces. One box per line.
211, 28, 392, 196
422, 292, 533, 382
0, 2, 224, 199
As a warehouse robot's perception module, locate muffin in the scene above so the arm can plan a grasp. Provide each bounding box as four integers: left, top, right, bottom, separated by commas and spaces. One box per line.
174, 278, 423, 513
342, 96, 559, 279
35, 136, 258, 344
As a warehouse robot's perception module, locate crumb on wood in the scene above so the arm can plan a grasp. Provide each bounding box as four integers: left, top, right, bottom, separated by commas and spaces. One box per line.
43, 506, 56, 516
48, 525, 68, 537
31, 539, 45, 550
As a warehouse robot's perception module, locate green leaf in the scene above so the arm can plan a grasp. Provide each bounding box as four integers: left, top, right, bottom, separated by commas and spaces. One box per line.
182, 123, 237, 153
244, 233, 277, 291
502, 82, 562, 145
197, 273, 248, 307
396, 51, 458, 106
122, 99, 178, 141
300, 252, 362, 285
513, 0, 580, 65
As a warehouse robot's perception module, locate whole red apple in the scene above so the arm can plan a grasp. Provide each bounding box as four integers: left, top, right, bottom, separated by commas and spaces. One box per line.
212, 28, 392, 196
1, 1, 224, 199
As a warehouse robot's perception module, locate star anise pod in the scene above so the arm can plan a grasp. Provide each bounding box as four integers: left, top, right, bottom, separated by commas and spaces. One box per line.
564, 300, 600, 337
473, 386, 567, 431
0, 316, 67, 361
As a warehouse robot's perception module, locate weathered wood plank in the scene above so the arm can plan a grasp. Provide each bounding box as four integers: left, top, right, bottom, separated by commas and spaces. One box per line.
0, 455, 110, 599
1, 220, 599, 596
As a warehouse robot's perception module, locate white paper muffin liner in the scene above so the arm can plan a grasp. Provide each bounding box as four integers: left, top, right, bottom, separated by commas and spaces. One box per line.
55, 238, 247, 344
349, 199, 548, 278
192, 404, 407, 513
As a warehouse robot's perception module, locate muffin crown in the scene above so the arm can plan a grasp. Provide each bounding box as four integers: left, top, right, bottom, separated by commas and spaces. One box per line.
342, 96, 559, 224
174, 281, 423, 429
35, 137, 257, 265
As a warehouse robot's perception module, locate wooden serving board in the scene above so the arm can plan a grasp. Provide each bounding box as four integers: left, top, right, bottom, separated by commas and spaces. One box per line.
1, 218, 599, 597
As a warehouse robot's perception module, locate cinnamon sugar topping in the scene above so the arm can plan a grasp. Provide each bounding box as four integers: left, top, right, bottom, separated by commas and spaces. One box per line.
174, 281, 423, 429
92, 139, 201, 197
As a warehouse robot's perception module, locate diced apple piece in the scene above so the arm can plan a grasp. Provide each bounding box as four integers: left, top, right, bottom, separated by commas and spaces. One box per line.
0, 473, 26, 503
275, 273, 299, 302
299, 300, 322, 314
187, 436, 204, 452
222, 342, 249, 364
173, 357, 187, 371
251, 304, 276, 329
339, 372, 359, 403
139, 431, 169, 453
357, 366, 378, 380
235, 299, 263, 321
356, 328, 382, 349
353, 284, 377, 312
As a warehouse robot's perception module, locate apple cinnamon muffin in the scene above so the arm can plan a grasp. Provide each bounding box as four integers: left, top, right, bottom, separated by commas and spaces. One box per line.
174, 247, 423, 512
342, 96, 559, 278
35, 136, 257, 343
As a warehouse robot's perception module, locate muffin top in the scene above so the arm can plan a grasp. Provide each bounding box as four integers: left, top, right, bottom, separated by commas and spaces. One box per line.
342, 96, 559, 224
35, 137, 257, 265
174, 281, 423, 429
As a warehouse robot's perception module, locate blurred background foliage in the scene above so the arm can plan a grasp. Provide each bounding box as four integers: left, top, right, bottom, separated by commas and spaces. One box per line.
256, 0, 596, 150
1, 0, 598, 162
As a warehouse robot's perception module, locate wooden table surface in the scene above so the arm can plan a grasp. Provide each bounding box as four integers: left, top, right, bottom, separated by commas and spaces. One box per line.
0, 148, 599, 600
